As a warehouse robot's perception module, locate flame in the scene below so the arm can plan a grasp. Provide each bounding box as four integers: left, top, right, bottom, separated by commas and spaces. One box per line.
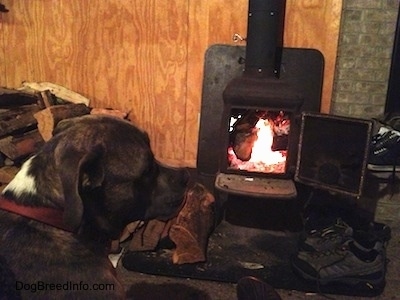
228, 118, 287, 173
249, 119, 286, 165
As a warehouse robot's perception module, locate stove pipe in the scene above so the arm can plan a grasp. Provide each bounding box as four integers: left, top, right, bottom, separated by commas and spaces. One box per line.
244, 0, 286, 78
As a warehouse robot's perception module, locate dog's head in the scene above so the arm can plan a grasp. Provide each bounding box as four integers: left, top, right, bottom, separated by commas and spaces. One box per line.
2, 115, 188, 240
143, 163, 190, 221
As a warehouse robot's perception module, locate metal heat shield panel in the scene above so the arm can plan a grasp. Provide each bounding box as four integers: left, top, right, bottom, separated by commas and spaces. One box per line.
295, 112, 373, 197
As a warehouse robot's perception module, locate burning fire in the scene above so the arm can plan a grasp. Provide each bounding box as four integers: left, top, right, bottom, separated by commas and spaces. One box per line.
228, 118, 287, 173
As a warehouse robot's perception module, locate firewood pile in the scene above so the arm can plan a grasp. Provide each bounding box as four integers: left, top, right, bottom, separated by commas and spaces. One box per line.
0, 82, 127, 190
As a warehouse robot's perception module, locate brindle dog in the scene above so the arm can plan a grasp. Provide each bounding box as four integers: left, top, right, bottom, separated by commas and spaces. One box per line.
0, 115, 188, 299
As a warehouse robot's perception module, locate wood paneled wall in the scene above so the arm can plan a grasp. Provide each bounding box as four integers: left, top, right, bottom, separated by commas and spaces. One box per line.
0, 0, 342, 167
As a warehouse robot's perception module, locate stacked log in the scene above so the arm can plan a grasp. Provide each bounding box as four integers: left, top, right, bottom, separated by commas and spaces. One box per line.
0, 83, 127, 190
0, 88, 43, 167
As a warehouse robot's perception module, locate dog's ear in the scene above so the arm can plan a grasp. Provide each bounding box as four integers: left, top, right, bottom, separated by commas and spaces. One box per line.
58, 144, 105, 232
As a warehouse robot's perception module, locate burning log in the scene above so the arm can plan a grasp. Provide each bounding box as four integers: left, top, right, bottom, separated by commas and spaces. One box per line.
230, 110, 265, 161
33, 103, 91, 141
233, 130, 258, 161
227, 109, 291, 174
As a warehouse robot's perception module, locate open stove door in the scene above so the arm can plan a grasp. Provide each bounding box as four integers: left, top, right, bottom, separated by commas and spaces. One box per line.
294, 112, 373, 197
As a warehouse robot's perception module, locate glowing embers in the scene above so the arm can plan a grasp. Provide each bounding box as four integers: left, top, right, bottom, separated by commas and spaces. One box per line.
227, 109, 290, 174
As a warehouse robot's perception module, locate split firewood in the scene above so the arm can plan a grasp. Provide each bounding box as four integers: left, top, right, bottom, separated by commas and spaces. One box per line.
110, 221, 143, 254
0, 104, 41, 138
90, 108, 128, 119
33, 103, 91, 141
0, 104, 40, 118
0, 165, 18, 193
0, 130, 44, 161
119, 221, 143, 243
128, 219, 169, 252
19, 81, 90, 106
125, 183, 215, 264
169, 183, 215, 265
0, 88, 39, 107
37, 90, 57, 108
0, 166, 19, 184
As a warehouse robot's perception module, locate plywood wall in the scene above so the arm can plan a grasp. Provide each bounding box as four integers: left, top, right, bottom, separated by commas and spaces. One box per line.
0, 0, 342, 167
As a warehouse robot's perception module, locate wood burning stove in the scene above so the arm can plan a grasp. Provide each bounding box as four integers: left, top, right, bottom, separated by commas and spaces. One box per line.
215, 79, 303, 198
214, 0, 303, 198
196, 0, 328, 201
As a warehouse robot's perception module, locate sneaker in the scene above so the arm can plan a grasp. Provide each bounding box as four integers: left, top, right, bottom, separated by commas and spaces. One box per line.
300, 219, 391, 253
353, 221, 392, 250
299, 218, 353, 253
292, 240, 386, 287
377, 113, 400, 132
368, 126, 400, 172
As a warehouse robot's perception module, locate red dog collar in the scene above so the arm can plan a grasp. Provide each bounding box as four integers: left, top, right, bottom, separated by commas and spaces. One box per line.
0, 196, 74, 232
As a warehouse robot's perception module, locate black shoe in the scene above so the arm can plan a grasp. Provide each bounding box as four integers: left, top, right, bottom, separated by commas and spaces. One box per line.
368, 126, 400, 172
236, 276, 281, 300
353, 221, 392, 250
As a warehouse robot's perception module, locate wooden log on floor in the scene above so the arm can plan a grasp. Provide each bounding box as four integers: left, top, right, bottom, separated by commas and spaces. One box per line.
128, 219, 169, 252
169, 183, 216, 265
0, 130, 44, 161
33, 103, 91, 141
